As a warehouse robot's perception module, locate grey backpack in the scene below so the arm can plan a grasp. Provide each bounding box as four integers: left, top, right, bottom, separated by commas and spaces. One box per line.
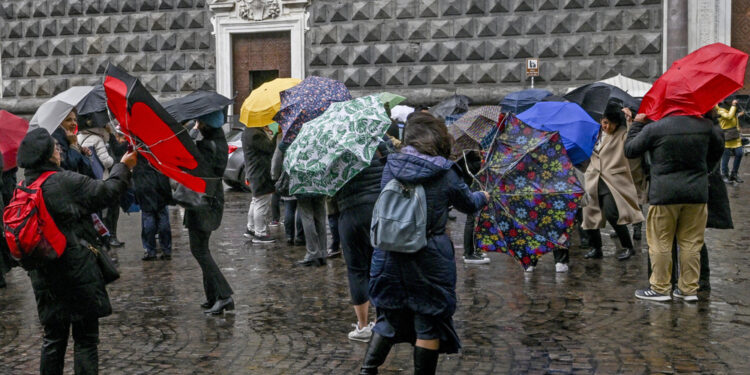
370, 179, 427, 253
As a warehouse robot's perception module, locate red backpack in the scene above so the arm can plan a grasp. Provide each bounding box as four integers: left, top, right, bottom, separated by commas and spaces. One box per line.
3, 171, 67, 270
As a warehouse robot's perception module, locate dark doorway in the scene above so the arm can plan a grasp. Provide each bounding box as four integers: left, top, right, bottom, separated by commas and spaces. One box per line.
250, 70, 279, 92
231, 31, 291, 114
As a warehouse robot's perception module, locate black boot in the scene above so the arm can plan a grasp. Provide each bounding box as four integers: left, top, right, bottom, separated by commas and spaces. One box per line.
617, 248, 635, 261
632, 223, 642, 242
359, 333, 393, 375
204, 297, 234, 315
413, 346, 439, 375
731, 172, 744, 183
583, 248, 602, 259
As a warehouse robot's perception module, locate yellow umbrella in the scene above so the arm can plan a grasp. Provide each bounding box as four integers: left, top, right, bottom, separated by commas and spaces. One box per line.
239, 78, 301, 127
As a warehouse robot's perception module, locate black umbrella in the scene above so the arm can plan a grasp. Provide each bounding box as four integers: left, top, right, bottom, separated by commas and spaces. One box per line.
162, 91, 233, 124
430, 94, 472, 119
76, 85, 110, 128
564, 82, 639, 121
541, 95, 567, 102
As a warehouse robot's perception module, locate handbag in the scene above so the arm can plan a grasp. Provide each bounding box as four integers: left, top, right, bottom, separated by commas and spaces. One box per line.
84, 241, 120, 284
275, 171, 291, 197
172, 184, 208, 209
723, 126, 741, 141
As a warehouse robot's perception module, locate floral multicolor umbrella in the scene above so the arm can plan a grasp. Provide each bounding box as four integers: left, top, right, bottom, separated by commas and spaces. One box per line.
448, 106, 504, 158
474, 115, 584, 269
273, 76, 352, 147
282, 94, 391, 196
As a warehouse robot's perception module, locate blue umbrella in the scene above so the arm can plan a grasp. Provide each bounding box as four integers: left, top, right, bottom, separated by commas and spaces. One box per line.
517, 102, 600, 165
499, 89, 552, 114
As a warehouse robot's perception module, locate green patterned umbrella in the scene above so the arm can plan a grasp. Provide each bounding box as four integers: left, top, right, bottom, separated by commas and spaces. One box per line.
283, 95, 391, 196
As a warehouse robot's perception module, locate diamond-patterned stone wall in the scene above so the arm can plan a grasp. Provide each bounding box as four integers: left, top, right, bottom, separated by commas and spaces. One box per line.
307, 0, 663, 103
0, 0, 215, 111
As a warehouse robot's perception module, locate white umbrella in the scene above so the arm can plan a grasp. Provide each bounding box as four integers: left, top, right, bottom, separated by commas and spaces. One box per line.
566, 74, 652, 98
390, 105, 414, 123
29, 86, 95, 133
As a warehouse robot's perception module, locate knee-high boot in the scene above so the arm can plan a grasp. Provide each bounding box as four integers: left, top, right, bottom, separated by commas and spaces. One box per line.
359, 333, 393, 375
413, 346, 439, 375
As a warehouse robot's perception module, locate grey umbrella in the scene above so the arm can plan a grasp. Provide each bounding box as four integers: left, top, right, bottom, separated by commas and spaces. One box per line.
29, 86, 95, 133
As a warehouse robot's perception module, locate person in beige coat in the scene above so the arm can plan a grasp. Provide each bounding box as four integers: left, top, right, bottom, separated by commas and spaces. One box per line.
583, 103, 645, 261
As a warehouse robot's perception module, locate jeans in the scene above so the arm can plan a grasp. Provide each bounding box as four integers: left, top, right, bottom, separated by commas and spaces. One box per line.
328, 213, 340, 251
141, 207, 172, 256
297, 197, 327, 261
41, 316, 99, 375
188, 229, 233, 303
339, 205, 375, 305
283, 200, 304, 241
247, 193, 272, 237
721, 146, 743, 175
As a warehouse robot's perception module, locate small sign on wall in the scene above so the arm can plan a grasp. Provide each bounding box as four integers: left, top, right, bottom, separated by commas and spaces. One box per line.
526, 58, 539, 77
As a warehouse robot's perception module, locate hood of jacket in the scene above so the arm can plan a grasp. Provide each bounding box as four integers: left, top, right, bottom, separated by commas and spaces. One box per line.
384, 146, 454, 184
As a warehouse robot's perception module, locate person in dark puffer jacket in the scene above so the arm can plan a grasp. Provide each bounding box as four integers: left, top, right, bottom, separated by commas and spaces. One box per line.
17, 128, 136, 374
242, 125, 277, 243
625, 113, 724, 302
334, 137, 393, 342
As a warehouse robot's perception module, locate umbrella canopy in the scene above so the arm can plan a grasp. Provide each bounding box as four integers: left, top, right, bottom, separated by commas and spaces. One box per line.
517, 102, 600, 165
640, 43, 749, 121
379, 92, 406, 110
564, 82, 640, 121
29, 86, 95, 133
597, 74, 652, 97
541, 95, 567, 102
0, 110, 29, 171
76, 85, 111, 129
274, 76, 352, 146
282, 94, 391, 196
448, 106, 503, 157
163, 90, 234, 125
430, 94, 472, 119
499, 89, 553, 114
238, 78, 301, 127
474, 114, 584, 269
390, 105, 414, 123
104, 65, 215, 195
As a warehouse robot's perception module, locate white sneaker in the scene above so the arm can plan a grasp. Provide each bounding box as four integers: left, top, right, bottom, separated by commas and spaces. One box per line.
555, 263, 569, 273
524, 266, 535, 273
348, 322, 374, 342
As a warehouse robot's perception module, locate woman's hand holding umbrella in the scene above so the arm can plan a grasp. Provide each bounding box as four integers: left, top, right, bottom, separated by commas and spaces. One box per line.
120, 150, 138, 171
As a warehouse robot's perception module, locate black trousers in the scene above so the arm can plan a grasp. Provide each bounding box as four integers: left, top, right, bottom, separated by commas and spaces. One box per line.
463, 212, 476, 257
585, 192, 634, 250
103, 202, 120, 239
188, 229, 233, 303
339, 205, 375, 306
41, 316, 99, 375
648, 242, 710, 286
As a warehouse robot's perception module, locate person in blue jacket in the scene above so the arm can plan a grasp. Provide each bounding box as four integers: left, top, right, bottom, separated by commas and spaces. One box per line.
360, 112, 489, 375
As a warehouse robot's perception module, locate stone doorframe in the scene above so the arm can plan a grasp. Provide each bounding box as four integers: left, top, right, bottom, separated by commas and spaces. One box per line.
209, 0, 308, 113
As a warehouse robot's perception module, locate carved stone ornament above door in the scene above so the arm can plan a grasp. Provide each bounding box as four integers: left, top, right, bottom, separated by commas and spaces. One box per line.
238, 0, 281, 21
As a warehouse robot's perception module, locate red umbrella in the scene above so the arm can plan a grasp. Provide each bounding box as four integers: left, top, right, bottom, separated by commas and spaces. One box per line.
104, 65, 215, 194
640, 43, 748, 121
0, 110, 29, 171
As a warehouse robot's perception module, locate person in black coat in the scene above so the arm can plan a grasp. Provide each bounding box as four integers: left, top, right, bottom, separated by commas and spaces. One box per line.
0, 152, 7, 288
457, 150, 490, 264
242, 125, 276, 243
104, 130, 130, 248
183, 119, 235, 315
334, 138, 393, 342
16, 128, 136, 374
133, 153, 174, 261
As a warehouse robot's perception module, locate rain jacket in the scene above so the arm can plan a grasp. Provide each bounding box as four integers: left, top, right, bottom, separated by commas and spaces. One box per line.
242, 127, 276, 197
334, 139, 393, 212
369, 146, 487, 354
717, 104, 742, 149
624, 116, 724, 205
184, 126, 228, 232
22, 159, 131, 325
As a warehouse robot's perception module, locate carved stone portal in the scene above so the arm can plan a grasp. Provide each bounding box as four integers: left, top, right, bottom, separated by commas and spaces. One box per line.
238, 0, 281, 21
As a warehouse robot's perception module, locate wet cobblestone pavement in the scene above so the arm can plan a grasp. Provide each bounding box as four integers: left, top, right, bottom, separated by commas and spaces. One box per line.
3, 170, 750, 374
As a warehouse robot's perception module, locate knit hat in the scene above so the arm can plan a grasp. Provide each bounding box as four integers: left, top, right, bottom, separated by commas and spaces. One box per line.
17, 128, 55, 169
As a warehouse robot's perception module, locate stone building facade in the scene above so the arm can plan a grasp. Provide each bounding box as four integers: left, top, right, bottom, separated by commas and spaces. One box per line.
0, 0, 747, 115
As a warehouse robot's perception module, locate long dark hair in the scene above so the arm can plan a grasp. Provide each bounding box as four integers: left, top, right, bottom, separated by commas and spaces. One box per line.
403, 112, 453, 158
603, 101, 625, 130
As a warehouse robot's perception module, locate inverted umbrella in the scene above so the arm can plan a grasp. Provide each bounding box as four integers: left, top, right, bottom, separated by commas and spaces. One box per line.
597, 74, 652, 98
448, 106, 503, 158
29, 86, 95, 133
517, 102, 600, 165
274, 76, 352, 146
639, 43, 749, 121
282, 94, 391, 196
379, 92, 406, 110
163, 90, 233, 125
564, 82, 639, 121
0, 110, 29, 171
430, 94, 472, 119
239, 78, 301, 127
499, 89, 552, 114
104, 65, 215, 195
474, 114, 583, 270
75, 85, 111, 129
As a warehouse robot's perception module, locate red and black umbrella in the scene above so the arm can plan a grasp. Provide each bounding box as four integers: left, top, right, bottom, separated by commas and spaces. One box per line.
640, 43, 749, 121
103, 65, 215, 194
0, 110, 29, 171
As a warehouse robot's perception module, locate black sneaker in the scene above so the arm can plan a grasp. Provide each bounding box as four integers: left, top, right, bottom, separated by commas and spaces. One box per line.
722, 173, 731, 183
142, 254, 157, 261
109, 237, 124, 248
634, 288, 671, 301
583, 248, 603, 259
672, 288, 698, 302
243, 229, 256, 239
463, 253, 490, 264
252, 235, 276, 244
327, 248, 342, 258
286, 237, 294, 245
731, 173, 744, 183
